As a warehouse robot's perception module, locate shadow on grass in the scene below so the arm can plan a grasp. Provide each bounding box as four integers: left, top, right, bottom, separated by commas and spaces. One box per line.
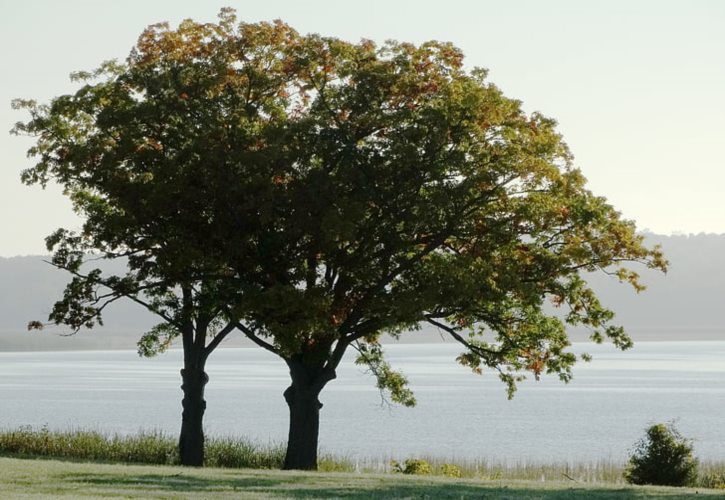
62, 472, 291, 493
58, 471, 717, 499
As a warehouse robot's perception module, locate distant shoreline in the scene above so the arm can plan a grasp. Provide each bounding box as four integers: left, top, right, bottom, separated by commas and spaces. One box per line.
1, 328, 723, 353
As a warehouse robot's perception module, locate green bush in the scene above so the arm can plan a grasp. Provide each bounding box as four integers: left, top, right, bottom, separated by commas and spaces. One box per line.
624, 423, 698, 487
440, 463, 462, 478
391, 458, 432, 475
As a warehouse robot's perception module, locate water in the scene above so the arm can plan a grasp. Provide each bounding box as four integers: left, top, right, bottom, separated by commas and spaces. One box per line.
0, 341, 723, 463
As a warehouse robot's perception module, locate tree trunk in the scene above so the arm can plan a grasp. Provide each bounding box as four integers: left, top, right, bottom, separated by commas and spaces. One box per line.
179, 363, 209, 466
283, 383, 323, 470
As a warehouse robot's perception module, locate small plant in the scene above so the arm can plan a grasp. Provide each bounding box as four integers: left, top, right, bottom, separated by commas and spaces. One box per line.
391, 458, 432, 475
317, 454, 355, 473
486, 470, 503, 480
624, 422, 698, 487
440, 463, 462, 478
699, 473, 725, 489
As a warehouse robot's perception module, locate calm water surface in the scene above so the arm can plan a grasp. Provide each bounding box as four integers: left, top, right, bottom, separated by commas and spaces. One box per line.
0, 341, 723, 463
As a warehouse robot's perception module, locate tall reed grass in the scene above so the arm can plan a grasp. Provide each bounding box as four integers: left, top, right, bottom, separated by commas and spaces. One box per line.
0, 426, 284, 468
355, 455, 626, 483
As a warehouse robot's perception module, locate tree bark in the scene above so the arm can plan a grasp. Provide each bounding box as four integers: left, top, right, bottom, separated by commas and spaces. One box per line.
282, 383, 323, 470
282, 359, 336, 470
179, 362, 209, 466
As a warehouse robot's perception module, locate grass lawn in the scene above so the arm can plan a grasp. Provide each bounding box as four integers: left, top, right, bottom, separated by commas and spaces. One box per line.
1, 456, 724, 499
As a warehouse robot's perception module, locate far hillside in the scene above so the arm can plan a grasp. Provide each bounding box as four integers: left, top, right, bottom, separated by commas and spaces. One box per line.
1, 233, 723, 350
583, 233, 725, 336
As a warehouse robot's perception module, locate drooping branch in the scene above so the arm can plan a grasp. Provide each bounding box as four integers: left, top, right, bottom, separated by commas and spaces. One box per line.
234, 321, 281, 356
30, 292, 126, 335
426, 316, 530, 398
350, 340, 415, 406
350, 341, 392, 406
425, 316, 499, 360
44, 260, 180, 328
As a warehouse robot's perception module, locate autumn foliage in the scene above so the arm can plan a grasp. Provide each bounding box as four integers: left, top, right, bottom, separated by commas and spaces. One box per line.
13, 9, 666, 469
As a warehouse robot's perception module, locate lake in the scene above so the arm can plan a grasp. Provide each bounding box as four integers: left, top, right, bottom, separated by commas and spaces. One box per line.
0, 341, 723, 464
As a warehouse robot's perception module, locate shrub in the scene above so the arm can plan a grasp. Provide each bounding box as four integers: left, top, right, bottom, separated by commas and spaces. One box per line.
317, 455, 355, 473
440, 463, 462, 478
391, 458, 432, 475
699, 473, 725, 490
624, 422, 698, 486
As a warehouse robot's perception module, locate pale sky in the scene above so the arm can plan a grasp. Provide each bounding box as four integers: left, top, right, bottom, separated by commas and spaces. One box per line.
1, 0, 723, 257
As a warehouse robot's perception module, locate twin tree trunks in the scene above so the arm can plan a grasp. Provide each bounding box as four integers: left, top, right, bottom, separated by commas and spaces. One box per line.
177, 355, 335, 470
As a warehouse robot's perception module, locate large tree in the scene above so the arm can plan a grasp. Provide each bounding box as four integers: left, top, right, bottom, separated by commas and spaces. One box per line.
11, 11, 302, 466
14, 10, 666, 471
211, 17, 668, 469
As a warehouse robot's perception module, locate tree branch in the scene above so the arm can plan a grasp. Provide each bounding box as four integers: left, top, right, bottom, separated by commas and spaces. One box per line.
323, 336, 350, 374
425, 316, 499, 359
203, 320, 237, 360
44, 260, 180, 328
234, 321, 281, 356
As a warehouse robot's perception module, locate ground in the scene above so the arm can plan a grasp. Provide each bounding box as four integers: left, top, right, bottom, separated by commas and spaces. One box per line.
0, 457, 723, 499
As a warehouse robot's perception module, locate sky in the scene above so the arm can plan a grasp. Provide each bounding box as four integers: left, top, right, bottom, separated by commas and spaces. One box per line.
1, 0, 723, 257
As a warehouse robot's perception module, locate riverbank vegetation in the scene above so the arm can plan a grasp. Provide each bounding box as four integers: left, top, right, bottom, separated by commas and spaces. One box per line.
1, 427, 723, 489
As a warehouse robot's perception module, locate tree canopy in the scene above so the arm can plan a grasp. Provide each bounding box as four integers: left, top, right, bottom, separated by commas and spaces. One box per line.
13, 9, 667, 470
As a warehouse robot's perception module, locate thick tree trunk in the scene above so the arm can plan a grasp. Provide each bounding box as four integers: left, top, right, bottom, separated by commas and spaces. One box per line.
283, 383, 323, 470
178, 363, 209, 466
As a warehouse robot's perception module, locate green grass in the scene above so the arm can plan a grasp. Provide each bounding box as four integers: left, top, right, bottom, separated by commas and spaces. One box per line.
1, 427, 723, 493
1, 456, 724, 499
